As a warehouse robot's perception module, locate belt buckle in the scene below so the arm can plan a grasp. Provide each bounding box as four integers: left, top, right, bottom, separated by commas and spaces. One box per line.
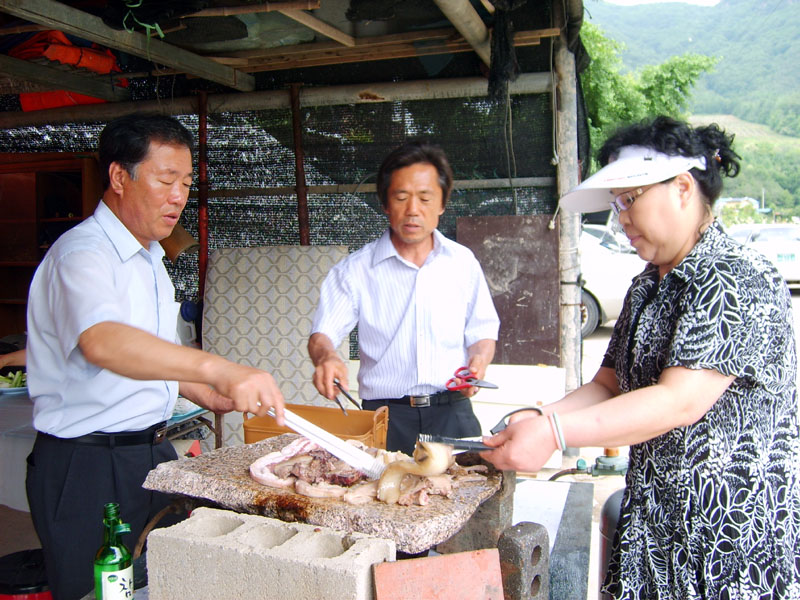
152, 425, 168, 445
409, 395, 431, 408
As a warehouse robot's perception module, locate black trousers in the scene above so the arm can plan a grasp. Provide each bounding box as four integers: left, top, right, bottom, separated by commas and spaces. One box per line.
362, 395, 481, 456
25, 433, 179, 600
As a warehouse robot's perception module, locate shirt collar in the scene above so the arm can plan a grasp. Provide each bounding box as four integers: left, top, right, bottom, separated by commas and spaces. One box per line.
95, 200, 166, 263
665, 220, 725, 284
372, 228, 448, 267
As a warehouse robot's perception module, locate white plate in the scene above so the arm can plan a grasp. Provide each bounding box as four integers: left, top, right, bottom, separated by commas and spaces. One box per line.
0, 386, 27, 395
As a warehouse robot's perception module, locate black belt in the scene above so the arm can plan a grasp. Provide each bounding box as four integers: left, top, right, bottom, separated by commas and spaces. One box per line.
365, 390, 464, 408
41, 421, 168, 447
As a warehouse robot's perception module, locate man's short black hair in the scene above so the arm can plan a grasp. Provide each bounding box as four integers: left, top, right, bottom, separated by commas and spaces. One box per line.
98, 113, 194, 190
376, 141, 454, 209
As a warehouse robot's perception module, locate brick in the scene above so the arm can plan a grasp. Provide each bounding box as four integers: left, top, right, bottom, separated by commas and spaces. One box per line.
373, 549, 503, 600
497, 522, 549, 600
146, 507, 395, 600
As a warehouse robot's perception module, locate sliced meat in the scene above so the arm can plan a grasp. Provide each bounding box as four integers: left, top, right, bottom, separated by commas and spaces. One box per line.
272, 454, 314, 479
295, 480, 348, 499
249, 437, 319, 488
343, 480, 379, 505
289, 450, 366, 486
249, 436, 488, 505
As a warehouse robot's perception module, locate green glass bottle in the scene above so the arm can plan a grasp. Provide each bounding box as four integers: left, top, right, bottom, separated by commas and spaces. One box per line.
93, 502, 134, 600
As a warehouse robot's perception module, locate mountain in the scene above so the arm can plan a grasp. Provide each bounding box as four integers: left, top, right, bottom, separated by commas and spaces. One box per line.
582, 0, 800, 136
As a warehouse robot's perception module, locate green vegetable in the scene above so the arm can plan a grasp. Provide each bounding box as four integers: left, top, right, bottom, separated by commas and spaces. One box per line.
0, 370, 26, 388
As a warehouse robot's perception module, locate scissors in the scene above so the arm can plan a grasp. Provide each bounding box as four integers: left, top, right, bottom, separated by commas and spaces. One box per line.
445, 366, 499, 391
333, 378, 361, 413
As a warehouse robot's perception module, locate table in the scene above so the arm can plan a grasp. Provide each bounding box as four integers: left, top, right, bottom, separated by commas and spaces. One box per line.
0, 392, 220, 512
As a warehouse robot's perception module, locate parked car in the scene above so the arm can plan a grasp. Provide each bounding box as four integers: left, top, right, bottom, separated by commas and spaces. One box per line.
725, 223, 800, 288
580, 224, 646, 337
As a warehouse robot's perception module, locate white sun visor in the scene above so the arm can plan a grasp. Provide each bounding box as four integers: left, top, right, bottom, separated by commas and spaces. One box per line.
559, 146, 708, 213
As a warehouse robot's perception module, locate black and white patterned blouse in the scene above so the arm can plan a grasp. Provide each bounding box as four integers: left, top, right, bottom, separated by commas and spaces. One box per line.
601, 221, 800, 599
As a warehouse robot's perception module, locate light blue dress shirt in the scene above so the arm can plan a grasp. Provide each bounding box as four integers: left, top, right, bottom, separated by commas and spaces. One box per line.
312, 229, 500, 400
27, 201, 180, 437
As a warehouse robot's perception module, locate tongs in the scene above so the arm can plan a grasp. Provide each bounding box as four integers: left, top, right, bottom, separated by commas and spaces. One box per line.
267, 407, 385, 479
332, 378, 361, 415
417, 433, 491, 451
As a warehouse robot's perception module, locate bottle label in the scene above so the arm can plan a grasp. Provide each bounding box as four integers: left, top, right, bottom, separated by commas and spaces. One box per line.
99, 565, 134, 599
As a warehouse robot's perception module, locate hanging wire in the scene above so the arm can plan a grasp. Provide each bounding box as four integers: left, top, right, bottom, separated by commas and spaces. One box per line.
122, 1, 165, 39
502, 86, 519, 215
548, 35, 559, 168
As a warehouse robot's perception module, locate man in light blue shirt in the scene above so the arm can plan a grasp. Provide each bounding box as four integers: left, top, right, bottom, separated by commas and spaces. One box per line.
309, 141, 500, 456
25, 114, 286, 600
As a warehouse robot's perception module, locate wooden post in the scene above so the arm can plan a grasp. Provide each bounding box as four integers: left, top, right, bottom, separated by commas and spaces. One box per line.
553, 0, 582, 400
290, 83, 310, 245
197, 90, 209, 298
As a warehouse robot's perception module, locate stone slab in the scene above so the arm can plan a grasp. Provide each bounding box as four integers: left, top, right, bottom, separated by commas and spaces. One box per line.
548, 481, 593, 600
143, 434, 503, 554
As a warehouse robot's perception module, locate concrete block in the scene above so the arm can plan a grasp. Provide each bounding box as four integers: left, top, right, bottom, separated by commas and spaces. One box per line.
497, 522, 549, 600
373, 549, 503, 600
146, 507, 395, 600
436, 461, 516, 554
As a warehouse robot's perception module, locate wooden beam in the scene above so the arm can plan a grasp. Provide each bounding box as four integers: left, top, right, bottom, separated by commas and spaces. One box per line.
187, 177, 556, 199
0, 0, 255, 91
0, 54, 130, 101
432, 0, 491, 66
277, 9, 355, 46
217, 27, 463, 60
0, 73, 552, 128
186, 1, 320, 17
0, 23, 46, 35
205, 28, 557, 73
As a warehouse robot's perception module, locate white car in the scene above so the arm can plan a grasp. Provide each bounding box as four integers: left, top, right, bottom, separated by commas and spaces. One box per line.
580, 224, 646, 337
726, 223, 800, 288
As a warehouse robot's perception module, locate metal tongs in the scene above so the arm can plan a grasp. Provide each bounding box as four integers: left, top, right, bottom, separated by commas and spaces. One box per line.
332, 378, 361, 415
267, 406, 385, 479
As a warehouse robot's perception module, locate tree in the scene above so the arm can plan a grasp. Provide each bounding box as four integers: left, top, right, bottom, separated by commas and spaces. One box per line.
580, 22, 717, 166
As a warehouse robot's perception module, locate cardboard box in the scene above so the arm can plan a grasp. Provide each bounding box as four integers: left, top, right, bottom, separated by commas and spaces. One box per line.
243, 404, 388, 449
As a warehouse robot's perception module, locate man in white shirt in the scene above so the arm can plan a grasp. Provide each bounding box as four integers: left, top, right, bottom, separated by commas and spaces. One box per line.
25, 114, 286, 600
308, 141, 500, 456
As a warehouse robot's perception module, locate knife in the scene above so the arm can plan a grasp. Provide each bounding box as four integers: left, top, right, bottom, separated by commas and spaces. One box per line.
267, 407, 386, 480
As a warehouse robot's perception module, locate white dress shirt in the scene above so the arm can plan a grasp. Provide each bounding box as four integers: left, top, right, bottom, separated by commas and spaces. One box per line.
312, 229, 500, 399
27, 201, 180, 437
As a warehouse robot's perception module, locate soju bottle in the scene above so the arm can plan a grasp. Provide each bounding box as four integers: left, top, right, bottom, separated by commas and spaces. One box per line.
93, 502, 134, 599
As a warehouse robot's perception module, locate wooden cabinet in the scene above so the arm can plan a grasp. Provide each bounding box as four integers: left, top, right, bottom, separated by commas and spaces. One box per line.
0, 153, 102, 338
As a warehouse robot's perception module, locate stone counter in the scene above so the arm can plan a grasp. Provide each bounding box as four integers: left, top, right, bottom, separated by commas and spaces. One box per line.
143, 434, 502, 554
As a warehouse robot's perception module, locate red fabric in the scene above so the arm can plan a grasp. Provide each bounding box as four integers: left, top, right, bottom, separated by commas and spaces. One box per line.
9, 30, 119, 74
8, 30, 127, 111
18, 91, 107, 111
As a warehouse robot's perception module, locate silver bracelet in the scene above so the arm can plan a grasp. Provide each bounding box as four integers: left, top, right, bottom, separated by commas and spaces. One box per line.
548, 412, 567, 451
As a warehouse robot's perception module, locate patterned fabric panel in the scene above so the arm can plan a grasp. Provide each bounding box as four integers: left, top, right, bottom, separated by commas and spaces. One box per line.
202, 245, 349, 447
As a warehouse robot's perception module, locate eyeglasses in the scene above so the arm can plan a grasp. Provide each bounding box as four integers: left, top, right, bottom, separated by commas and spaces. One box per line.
609, 178, 675, 215
609, 185, 653, 215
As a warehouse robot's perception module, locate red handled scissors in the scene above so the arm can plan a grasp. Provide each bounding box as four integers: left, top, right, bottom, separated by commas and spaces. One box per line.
445, 367, 499, 391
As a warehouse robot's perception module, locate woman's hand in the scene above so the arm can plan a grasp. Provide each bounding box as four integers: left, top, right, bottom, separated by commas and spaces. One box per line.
480, 414, 557, 472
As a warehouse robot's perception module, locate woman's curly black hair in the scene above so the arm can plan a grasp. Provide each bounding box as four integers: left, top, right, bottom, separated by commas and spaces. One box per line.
599, 116, 741, 204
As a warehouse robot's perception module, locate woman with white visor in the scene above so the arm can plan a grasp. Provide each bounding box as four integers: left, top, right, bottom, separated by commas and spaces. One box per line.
481, 116, 800, 599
